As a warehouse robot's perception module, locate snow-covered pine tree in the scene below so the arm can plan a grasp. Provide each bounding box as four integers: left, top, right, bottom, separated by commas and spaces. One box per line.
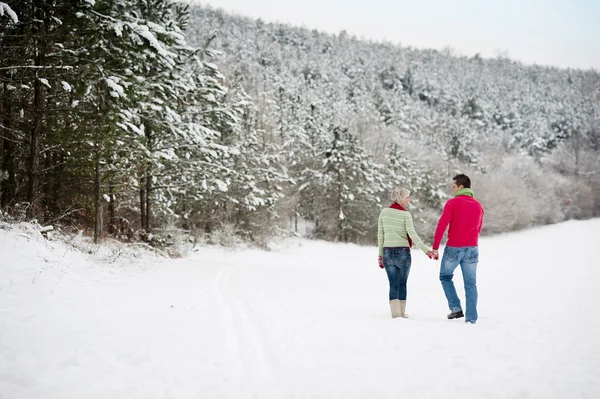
174, 71, 290, 244
386, 143, 447, 212
298, 126, 387, 242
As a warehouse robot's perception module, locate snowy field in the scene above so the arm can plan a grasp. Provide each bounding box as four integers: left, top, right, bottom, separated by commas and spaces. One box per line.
1, 219, 599, 399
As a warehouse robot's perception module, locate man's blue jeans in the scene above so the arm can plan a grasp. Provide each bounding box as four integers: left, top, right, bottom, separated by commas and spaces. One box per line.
439, 246, 479, 322
383, 247, 411, 301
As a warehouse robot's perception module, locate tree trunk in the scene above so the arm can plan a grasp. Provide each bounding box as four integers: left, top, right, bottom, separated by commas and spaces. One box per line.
336, 172, 343, 242
26, 0, 46, 219
144, 124, 152, 234
93, 83, 103, 243
145, 169, 152, 234
573, 130, 581, 178
108, 184, 115, 235
140, 176, 146, 231
1, 82, 16, 207
27, 78, 43, 218
93, 158, 102, 244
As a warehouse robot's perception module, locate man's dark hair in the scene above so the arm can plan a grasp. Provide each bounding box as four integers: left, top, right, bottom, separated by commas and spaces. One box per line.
453, 174, 471, 189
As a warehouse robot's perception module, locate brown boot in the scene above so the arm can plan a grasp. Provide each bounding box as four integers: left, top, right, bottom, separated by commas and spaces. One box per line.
389, 300, 402, 318
399, 300, 409, 318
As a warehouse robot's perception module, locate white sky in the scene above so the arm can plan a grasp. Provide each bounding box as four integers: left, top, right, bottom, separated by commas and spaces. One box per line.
192, 0, 600, 70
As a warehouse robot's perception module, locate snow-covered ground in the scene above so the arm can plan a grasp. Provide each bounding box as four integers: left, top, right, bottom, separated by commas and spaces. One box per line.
1, 219, 599, 399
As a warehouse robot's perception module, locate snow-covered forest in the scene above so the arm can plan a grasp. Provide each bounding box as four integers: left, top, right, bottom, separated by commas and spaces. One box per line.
1, 1, 599, 247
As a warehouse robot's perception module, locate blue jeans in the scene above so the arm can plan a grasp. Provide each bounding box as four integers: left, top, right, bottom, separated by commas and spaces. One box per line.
439, 246, 479, 322
383, 247, 411, 301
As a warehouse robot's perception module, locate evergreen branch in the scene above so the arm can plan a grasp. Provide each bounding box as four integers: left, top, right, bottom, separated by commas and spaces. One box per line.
0, 65, 73, 70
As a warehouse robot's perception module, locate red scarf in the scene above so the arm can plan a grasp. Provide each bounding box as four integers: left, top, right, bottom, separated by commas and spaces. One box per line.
390, 203, 412, 247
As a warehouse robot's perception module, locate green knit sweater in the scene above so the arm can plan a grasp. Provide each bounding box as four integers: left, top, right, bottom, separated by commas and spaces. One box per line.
377, 208, 431, 256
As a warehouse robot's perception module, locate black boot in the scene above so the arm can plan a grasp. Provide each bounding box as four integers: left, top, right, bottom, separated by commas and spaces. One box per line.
447, 310, 464, 319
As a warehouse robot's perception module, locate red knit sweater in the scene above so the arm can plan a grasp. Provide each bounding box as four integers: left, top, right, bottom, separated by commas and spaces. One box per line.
433, 195, 484, 250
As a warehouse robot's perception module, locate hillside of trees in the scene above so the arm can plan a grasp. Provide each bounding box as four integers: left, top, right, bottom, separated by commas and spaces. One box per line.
1, 1, 599, 248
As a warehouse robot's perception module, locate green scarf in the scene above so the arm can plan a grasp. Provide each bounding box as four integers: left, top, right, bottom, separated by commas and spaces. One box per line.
454, 188, 474, 197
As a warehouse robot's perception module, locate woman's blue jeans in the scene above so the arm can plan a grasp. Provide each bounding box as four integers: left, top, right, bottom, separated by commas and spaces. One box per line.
383, 247, 412, 301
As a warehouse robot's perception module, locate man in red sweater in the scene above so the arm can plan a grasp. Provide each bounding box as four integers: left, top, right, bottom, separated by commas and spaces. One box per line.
429, 174, 484, 324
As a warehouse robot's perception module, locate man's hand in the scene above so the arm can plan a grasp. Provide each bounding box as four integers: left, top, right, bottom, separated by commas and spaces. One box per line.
427, 250, 439, 260
378, 255, 384, 269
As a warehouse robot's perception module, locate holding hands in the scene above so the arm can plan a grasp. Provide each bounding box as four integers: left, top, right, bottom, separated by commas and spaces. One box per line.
426, 249, 439, 260
378, 255, 384, 269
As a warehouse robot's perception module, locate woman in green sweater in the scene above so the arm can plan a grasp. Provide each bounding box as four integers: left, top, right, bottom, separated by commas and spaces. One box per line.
377, 187, 432, 318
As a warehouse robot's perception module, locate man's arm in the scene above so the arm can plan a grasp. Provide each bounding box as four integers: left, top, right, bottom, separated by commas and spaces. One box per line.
477, 205, 484, 235
433, 201, 453, 250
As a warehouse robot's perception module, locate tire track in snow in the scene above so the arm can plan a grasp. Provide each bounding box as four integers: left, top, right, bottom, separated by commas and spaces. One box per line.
216, 266, 284, 398
213, 268, 244, 390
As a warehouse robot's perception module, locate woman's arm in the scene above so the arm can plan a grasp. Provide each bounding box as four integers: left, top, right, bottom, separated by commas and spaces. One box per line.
405, 213, 431, 254
377, 212, 384, 256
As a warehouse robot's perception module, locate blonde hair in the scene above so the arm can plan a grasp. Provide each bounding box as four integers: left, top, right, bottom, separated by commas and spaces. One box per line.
390, 187, 411, 203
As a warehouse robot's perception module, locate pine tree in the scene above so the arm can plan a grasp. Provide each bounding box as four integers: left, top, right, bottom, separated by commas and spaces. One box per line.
299, 127, 386, 242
